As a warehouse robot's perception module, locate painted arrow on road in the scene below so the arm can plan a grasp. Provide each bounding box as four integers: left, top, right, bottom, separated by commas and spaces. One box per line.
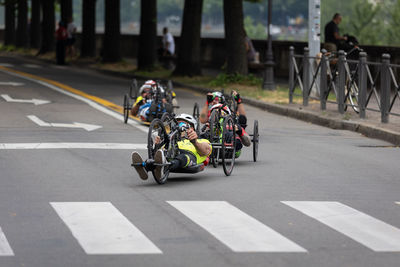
0, 82, 24, 86
1, 94, 50, 105
27, 115, 102, 132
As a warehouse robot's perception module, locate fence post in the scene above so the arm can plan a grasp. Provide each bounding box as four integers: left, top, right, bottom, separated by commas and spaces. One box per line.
289, 46, 294, 104
358, 52, 367, 119
320, 49, 327, 110
380, 54, 391, 123
337, 50, 345, 114
302, 47, 310, 106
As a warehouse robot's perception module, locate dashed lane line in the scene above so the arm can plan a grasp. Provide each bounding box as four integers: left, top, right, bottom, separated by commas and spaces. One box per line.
0, 143, 147, 150
0, 66, 148, 133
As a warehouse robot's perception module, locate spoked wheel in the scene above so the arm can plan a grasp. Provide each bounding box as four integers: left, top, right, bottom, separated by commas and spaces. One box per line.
209, 109, 221, 168
160, 112, 175, 134
147, 119, 168, 159
147, 119, 170, 184
221, 116, 236, 176
229, 91, 238, 114
193, 103, 200, 132
123, 94, 130, 124
347, 81, 360, 113
252, 120, 259, 162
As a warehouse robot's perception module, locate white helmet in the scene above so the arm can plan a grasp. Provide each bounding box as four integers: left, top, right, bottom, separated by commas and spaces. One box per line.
139, 84, 152, 95
176, 113, 197, 130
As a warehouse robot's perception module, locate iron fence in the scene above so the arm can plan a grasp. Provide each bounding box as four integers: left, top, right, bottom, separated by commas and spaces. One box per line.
288, 46, 400, 123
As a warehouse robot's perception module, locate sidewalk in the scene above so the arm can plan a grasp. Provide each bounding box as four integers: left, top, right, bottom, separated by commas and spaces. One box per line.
3, 52, 400, 146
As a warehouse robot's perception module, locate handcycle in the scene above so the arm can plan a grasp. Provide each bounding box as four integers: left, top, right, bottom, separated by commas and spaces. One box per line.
193, 90, 259, 164
123, 79, 178, 124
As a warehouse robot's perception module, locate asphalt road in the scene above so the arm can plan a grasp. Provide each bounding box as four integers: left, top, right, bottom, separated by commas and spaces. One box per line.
0, 55, 400, 267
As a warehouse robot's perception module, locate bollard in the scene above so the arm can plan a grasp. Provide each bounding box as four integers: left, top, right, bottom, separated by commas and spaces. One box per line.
380, 54, 391, 123
337, 50, 345, 114
358, 52, 367, 119
289, 46, 294, 104
302, 47, 310, 106
320, 49, 327, 110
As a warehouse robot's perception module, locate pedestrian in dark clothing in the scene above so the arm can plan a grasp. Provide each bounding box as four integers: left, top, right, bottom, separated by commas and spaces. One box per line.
324, 13, 347, 52
55, 21, 67, 65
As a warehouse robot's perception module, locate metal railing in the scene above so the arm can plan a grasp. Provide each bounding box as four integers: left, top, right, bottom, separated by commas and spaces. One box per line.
288, 46, 400, 123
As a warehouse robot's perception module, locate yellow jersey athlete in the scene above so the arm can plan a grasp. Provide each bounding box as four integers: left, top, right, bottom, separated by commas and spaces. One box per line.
131, 114, 212, 181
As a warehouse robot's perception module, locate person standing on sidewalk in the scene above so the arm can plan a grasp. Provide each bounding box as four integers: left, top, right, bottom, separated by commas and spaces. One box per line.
66, 17, 77, 58
55, 21, 68, 65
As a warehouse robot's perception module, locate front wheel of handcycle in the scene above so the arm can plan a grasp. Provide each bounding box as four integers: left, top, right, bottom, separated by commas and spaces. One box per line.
221, 116, 236, 176
252, 120, 259, 162
209, 109, 221, 168
147, 119, 170, 184
123, 94, 130, 124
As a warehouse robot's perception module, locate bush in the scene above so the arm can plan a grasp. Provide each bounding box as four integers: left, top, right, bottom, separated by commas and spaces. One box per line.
208, 73, 262, 87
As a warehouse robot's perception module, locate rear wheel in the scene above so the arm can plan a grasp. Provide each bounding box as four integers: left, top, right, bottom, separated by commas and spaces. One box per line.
123, 94, 130, 124
221, 116, 236, 176
252, 120, 259, 162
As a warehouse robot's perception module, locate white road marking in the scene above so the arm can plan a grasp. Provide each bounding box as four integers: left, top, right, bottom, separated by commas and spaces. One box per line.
0, 227, 14, 256
0, 68, 148, 133
27, 115, 102, 131
1, 94, 50, 105
0, 63, 14, 67
22, 64, 41, 68
0, 143, 147, 150
282, 201, 400, 252
50, 202, 162, 255
168, 201, 307, 253
0, 82, 24, 86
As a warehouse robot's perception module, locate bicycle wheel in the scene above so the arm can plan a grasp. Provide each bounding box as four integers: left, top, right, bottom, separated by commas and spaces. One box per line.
252, 120, 259, 162
221, 116, 236, 176
147, 119, 168, 159
345, 66, 360, 113
192, 103, 200, 132
123, 94, 130, 124
209, 109, 221, 168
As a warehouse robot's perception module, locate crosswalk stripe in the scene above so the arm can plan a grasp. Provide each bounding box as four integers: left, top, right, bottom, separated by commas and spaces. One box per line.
0, 143, 147, 150
282, 201, 400, 252
0, 227, 14, 256
50, 202, 162, 254
168, 201, 307, 252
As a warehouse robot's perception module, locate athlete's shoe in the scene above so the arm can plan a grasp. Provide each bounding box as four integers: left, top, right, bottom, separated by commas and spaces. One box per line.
154, 150, 166, 181
131, 152, 148, 180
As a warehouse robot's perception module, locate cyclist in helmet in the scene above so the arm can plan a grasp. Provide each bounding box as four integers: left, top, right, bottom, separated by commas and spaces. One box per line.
131, 113, 212, 181
199, 90, 251, 157
131, 80, 173, 122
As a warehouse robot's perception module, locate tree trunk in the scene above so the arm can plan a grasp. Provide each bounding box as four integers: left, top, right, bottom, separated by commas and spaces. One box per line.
137, 0, 157, 70
223, 0, 247, 75
173, 0, 203, 77
16, 0, 28, 48
102, 0, 121, 62
30, 0, 41, 49
39, 0, 55, 54
81, 0, 96, 58
60, 0, 73, 23
4, 0, 16, 46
